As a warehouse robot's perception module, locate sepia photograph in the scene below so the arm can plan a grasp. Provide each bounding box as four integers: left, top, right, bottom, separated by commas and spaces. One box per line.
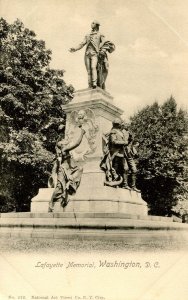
0, 0, 188, 299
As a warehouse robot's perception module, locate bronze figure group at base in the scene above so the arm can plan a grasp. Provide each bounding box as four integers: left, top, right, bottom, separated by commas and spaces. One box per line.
48, 125, 86, 211
100, 118, 140, 192
48, 117, 140, 211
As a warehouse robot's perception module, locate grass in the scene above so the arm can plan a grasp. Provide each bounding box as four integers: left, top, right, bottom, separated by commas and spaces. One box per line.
0, 235, 188, 254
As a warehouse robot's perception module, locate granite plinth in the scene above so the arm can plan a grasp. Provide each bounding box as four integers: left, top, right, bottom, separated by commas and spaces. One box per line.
31, 186, 148, 215
31, 188, 54, 212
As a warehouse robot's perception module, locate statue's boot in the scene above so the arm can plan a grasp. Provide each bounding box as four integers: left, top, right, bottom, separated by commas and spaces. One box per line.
92, 81, 97, 89
130, 174, 141, 193
88, 75, 92, 88
122, 174, 131, 190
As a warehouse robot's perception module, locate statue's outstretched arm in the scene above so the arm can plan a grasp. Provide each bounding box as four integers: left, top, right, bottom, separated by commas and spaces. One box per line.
69, 36, 87, 52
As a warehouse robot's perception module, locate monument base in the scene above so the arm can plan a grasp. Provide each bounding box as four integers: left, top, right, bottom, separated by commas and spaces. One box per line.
31, 87, 148, 216
31, 186, 148, 215
0, 212, 188, 244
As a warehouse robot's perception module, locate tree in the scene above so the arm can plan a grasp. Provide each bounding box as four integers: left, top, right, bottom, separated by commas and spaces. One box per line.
130, 97, 188, 216
0, 18, 74, 211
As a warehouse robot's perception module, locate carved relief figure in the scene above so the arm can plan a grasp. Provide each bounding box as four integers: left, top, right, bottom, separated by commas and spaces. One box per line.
66, 109, 99, 161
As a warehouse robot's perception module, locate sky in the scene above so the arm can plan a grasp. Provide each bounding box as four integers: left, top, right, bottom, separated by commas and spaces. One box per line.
1, 0, 188, 118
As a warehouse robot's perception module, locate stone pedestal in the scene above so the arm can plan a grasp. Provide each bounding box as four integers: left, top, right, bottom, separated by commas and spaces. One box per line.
31, 188, 54, 212
63, 87, 123, 159
31, 87, 148, 215
31, 186, 147, 215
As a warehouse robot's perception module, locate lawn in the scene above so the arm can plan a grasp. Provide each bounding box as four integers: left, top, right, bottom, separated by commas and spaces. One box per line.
0, 235, 188, 253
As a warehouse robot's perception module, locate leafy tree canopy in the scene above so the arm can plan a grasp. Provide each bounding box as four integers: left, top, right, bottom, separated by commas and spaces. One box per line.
0, 18, 74, 211
130, 97, 188, 216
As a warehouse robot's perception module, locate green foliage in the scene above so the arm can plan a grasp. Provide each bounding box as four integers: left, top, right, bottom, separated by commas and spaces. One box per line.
130, 97, 188, 216
0, 18, 74, 211
172, 176, 188, 217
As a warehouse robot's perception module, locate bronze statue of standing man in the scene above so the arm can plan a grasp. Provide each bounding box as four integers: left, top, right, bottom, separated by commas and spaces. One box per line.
69, 21, 115, 90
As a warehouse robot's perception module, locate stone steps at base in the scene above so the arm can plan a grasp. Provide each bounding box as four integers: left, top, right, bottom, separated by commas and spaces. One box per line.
0, 214, 187, 229
0, 212, 174, 222
0, 227, 188, 242
0, 218, 187, 228
0, 212, 187, 240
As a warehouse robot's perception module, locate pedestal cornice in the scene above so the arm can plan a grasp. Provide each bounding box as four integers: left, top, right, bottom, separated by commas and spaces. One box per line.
73, 87, 113, 102
62, 98, 123, 118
